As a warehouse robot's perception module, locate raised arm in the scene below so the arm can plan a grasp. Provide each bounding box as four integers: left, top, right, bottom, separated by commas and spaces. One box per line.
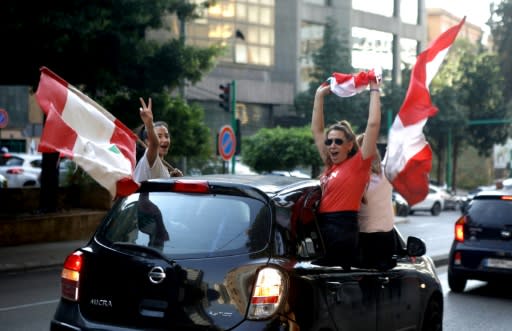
360, 80, 382, 160
311, 84, 331, 164
139, 97, 159, 168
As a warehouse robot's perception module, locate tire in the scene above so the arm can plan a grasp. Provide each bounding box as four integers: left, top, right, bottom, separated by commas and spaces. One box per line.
448, 272, 467, 293
421, 297, 443, 331
431, 202, 441, 216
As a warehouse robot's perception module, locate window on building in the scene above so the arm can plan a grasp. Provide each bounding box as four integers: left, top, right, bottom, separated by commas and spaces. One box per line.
351, 27, 393, 71
352, 0, 393, 17
187, 0, 275, 66
401, 0, 418, 24
400, 38, 418, 69
299, 21, 325, 91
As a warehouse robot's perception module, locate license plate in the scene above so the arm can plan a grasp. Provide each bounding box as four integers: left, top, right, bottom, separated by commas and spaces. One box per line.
485, 258, 512, 269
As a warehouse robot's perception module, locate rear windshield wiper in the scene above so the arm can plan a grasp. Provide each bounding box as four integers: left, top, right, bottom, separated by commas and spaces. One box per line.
113, 242, 176, 265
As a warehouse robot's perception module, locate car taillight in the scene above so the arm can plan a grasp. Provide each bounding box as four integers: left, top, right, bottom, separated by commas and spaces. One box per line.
174, 180, 209, 193
247, 267, 286, 319
6, 168, 23, 175
501, 196, 512, 201
61, 251, 83, 302
454, 216, 466, 242
453, 251, 462, 265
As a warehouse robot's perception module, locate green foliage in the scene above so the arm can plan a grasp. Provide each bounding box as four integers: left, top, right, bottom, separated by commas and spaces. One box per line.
0, 0, 222, 161
489, 0, 512, 101
241, 126, 322, 174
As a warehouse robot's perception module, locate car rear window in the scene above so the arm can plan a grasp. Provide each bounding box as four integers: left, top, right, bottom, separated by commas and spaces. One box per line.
99, 191, 271, 258
468, 198, 512, 226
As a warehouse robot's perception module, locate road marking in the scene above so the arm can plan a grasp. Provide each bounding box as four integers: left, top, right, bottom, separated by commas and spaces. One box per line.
0, 299, 59, 312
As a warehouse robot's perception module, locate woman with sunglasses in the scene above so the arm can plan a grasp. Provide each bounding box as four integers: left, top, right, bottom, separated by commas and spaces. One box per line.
134, 97, 183, 182
311, 78, 381, 270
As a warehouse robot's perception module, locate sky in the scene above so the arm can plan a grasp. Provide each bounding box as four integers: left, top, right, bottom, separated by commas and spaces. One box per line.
425, 0, 502, 32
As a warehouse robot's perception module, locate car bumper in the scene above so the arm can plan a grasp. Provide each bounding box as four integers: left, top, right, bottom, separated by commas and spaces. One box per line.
50, 300, 299, 331
449, 242, 512, 281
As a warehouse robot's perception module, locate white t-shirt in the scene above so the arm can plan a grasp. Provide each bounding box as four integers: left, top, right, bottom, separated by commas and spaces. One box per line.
358, 167, 394, 233
133, 150, 170, 183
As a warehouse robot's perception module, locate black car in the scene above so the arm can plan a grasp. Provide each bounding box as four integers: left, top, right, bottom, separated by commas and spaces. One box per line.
448, 189, 512, 293
51, 175, 443, 331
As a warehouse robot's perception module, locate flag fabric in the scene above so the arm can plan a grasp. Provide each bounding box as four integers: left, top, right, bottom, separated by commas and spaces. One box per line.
327, 67, 382, 97
36, 67, 139, 198
383, 17, 466, 206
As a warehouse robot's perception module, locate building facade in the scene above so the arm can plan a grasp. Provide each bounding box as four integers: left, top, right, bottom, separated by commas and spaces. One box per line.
182, 0, 428, 143
1, 0, 428, 154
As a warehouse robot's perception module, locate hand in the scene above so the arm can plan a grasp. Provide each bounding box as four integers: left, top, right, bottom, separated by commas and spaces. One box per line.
315, 82, 331, 97
139, 97, 153, 125
170, 168, 183, 177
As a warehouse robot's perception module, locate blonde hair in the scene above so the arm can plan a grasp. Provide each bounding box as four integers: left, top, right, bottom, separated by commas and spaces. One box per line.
356, 133, 381, 175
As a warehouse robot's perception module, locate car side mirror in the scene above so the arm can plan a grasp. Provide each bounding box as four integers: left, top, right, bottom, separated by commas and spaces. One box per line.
406, 236, 426, 257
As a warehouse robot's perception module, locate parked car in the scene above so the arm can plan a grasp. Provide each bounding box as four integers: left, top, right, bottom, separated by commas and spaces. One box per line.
409, 184, 445, 216
458, 185, 496, 213
0, 152, 75, 188
438, 187, 461, 211
392, 191, 410, 217
50, 175, 443, 331
448, 189, 512, 293
0, 152, 42, 187
0, 173, 7, 188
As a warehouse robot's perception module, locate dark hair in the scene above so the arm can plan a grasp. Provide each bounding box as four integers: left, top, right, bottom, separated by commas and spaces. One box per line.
326, 120, 358, 158
134, 121, 170, 163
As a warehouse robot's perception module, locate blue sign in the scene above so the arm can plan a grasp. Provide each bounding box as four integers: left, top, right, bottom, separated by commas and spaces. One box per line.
218, 125, 236, 161
0, 109, 8, 129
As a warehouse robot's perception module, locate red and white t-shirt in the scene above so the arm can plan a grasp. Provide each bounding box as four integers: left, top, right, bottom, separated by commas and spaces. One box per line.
319, 151, 372, 213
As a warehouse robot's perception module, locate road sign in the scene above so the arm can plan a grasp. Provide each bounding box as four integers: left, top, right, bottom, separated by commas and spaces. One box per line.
218, 125, 236, 161
0, 108, 8, 129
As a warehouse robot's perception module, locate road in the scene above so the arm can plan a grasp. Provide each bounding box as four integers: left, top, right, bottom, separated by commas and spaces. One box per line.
397, 209, 461, 259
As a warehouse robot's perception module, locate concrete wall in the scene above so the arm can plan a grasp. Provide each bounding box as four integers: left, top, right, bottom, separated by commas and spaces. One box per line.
0, 185, 111, 246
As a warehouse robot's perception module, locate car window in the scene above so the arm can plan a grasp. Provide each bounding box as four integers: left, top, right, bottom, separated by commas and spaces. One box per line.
29, 159, 43, 168
468, 199, 512, 226
4, 157, 23, 166
99, 191, 271, 258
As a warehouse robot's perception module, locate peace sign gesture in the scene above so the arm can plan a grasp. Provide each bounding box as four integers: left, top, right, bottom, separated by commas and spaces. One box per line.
139, 97, 153, 126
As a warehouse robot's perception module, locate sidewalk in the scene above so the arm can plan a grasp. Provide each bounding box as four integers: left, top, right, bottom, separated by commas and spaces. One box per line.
0, 217, 448, 274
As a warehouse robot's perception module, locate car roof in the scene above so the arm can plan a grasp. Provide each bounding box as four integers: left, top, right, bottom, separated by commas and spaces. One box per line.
473, 189, 512, 199
143, 174, 320, 196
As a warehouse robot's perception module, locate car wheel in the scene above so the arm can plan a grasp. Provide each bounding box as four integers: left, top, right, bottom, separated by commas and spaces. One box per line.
431, 202, 441, 216
448, 272, 467, 293
398, 207, 409, 217
421, 297, 443, 331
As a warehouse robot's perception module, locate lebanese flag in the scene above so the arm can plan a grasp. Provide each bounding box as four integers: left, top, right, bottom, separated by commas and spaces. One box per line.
35, 67, 139, 198
327, 67, 382, 97
383, 17, 465, 206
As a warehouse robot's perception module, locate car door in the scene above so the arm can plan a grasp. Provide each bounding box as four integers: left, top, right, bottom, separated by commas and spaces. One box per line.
319, 269, 378, 330
375, 265, 423, 331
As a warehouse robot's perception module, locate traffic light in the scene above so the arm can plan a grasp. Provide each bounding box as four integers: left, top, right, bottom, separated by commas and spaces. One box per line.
219, 83, 231, 112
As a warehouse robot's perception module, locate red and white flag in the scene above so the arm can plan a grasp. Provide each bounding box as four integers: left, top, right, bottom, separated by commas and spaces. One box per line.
36, 67, 139, 198
383, 17, 465, 206
327, 67, 382, 97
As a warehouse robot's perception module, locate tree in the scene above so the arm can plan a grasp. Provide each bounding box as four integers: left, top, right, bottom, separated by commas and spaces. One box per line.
0, 0, 222, 211
427, 39, 510, 189
241, 126, 322, 176
489, 0, 512, 102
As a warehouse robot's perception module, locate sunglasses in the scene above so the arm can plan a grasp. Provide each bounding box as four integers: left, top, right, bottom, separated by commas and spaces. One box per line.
324, 138, 344, 146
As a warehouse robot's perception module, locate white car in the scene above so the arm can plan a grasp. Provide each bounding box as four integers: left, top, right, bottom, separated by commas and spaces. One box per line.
0, 153, 73, 188
409, 184, 445, 216
0, 153, 42, 188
